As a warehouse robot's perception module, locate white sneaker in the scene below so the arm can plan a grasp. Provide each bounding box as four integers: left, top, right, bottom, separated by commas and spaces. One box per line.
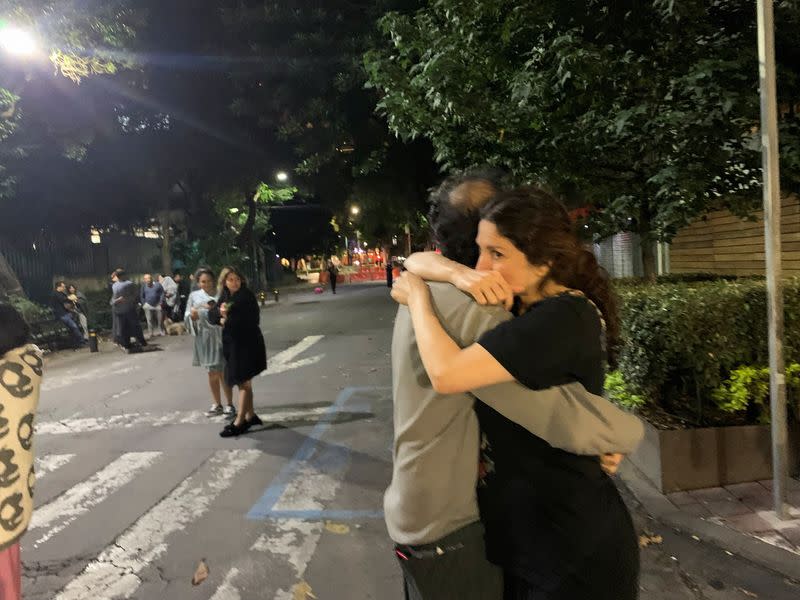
222, 405, 236, 416
206, 405, 223, 416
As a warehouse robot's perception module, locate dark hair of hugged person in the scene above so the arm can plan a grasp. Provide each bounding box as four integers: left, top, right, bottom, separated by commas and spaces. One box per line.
480, 186, 620, 363
428, 168, 506, 268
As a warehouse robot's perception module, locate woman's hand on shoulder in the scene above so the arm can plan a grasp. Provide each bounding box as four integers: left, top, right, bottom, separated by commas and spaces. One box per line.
453, 268, 516, 310
391, 272, 430, 306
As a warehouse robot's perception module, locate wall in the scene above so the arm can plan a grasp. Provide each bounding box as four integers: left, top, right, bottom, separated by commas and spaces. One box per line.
669, 194, 800, 276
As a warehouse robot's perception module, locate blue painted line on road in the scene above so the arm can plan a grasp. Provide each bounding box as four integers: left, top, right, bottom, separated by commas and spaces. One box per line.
265, 510, 385, 520
247, 386, 388, 520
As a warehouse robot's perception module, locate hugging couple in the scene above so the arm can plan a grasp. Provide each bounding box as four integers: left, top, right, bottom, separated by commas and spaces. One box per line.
385, 172, 645, 600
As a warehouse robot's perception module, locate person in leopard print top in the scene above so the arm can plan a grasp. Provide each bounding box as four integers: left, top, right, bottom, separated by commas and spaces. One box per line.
0, 304, 42, 600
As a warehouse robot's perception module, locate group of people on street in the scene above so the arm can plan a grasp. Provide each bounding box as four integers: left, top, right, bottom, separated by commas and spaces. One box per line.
106, 269, 192, 350
386, 172, 645, 599
184, 265, 267, 437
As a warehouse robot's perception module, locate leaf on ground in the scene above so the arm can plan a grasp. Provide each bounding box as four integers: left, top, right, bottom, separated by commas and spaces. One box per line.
191, 559, 209, 586
736, 588, 758, 598
638, 533, 663, 548
292, 581, 317, 600
325, 521, 350, 535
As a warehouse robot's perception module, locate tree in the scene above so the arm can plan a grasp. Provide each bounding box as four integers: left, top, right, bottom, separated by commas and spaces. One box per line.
0, 1, 141, 296
218, 0, 438, 242
365, 0, 800, 277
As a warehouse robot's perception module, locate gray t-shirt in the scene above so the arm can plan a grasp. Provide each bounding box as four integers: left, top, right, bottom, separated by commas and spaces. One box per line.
384, 282, 643, 545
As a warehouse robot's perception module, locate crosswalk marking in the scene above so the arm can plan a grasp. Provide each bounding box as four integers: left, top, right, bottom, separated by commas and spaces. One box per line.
35, 453, 76, 478
35, 406, 337, 436
42, 361, 142, 392
30, 452, 162, 549
208, 567, 241, 600
53, 449, 260, 600
262, 335, 325, 376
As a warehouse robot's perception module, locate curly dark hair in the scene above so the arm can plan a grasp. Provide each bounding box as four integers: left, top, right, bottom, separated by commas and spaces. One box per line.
480, 186, 620, 363
428, 168, 506, 267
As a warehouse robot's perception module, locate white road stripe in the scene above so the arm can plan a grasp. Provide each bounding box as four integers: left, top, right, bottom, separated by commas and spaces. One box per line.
207, 567, 241, 600
30, 452, 162, 548
35, 454, 76, 478
262, 336, 325, 376
265, 354, 325, 375
54, 450, 261, 600
211, 455, 344, 600
42, 362, 141, 392
36, 406, 334, 436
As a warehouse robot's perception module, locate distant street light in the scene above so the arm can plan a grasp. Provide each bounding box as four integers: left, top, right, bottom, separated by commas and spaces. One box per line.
0, 26, 38, 57
351, 205, 360, 216
276, 171, 289, 183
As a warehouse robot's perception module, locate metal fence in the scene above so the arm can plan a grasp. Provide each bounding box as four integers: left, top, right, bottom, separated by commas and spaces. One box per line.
0, 231, 160, 302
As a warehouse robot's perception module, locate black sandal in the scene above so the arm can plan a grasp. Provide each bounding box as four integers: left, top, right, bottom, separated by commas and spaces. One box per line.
247, 414, 263, 427
219, 422, 248, 438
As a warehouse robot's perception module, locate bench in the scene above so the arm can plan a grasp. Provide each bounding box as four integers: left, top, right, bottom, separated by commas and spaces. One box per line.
29, 318, 78, 352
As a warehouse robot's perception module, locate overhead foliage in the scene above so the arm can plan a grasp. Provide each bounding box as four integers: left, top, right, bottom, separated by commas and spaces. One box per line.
365, 0, 800, 275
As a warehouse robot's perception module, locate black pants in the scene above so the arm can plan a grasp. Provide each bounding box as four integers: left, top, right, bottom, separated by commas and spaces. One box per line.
330, 274, 337, 293
502, 492, 639, 600
115, 309, 146, 348
395, 522, 502, 600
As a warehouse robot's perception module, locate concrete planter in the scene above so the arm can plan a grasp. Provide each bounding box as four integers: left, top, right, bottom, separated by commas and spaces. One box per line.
629, 421, 800, 493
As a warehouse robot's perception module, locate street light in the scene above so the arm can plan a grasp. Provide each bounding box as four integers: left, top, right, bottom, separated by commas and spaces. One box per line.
276, 171, 289, 183
0, 26, 38, 57
351, 205, 360, 216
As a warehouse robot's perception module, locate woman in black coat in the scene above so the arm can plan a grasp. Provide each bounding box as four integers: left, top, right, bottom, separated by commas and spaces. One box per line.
209, 267, 267, 437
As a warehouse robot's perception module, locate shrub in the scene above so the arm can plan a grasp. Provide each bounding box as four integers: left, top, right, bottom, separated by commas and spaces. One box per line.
614, 277, 800, 424
712, 363, 800, 423
4, 295, 51, 323
84, 289, 113, 331
605, 371, 645, 410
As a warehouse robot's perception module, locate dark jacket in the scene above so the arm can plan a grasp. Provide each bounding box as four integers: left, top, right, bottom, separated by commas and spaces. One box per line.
210, 287, 267, 386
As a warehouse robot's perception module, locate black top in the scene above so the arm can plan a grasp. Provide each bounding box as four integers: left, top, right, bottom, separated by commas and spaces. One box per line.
475, 293, 616, 591
210, 287, 267, 387
51, 291, 70, 318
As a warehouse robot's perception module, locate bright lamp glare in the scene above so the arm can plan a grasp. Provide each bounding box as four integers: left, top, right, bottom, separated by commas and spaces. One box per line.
0, 27, 38, 57
276, 171, 289, 182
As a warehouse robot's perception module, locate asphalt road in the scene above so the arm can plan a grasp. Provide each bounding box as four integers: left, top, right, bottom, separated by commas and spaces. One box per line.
23, 282, 800, 599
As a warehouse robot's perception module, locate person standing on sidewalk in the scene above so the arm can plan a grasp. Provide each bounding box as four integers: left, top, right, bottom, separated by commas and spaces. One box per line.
159, 274, 178, 318
185, 268, 235, 419
140, 274, 165, 338
326, 259, 339, 294
51, 281, 85, 347
0, 304, 44, 600
386, 174, 642, 600
209, 267, 267, 437
395, 186, 640, 600
111, 269, 146, 351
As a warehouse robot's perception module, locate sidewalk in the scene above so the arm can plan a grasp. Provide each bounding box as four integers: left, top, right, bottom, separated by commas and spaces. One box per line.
620, 461, 800, 581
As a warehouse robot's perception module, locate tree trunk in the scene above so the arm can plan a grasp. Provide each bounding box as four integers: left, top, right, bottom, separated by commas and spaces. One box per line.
0, 252, 25, 298
639, 204, 657, 281
158, 211, 172, 276
641, 238, 657, 281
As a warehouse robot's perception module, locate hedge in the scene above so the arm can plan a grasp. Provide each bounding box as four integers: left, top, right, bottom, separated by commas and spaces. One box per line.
614, 277, 800, 424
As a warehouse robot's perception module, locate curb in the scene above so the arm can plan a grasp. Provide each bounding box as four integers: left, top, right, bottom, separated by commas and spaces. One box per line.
619, 461, 800, 582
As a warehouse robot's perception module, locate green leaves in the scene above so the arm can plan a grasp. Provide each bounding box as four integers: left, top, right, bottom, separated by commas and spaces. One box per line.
366, 0, 800, 274
615, 277, 800, 425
